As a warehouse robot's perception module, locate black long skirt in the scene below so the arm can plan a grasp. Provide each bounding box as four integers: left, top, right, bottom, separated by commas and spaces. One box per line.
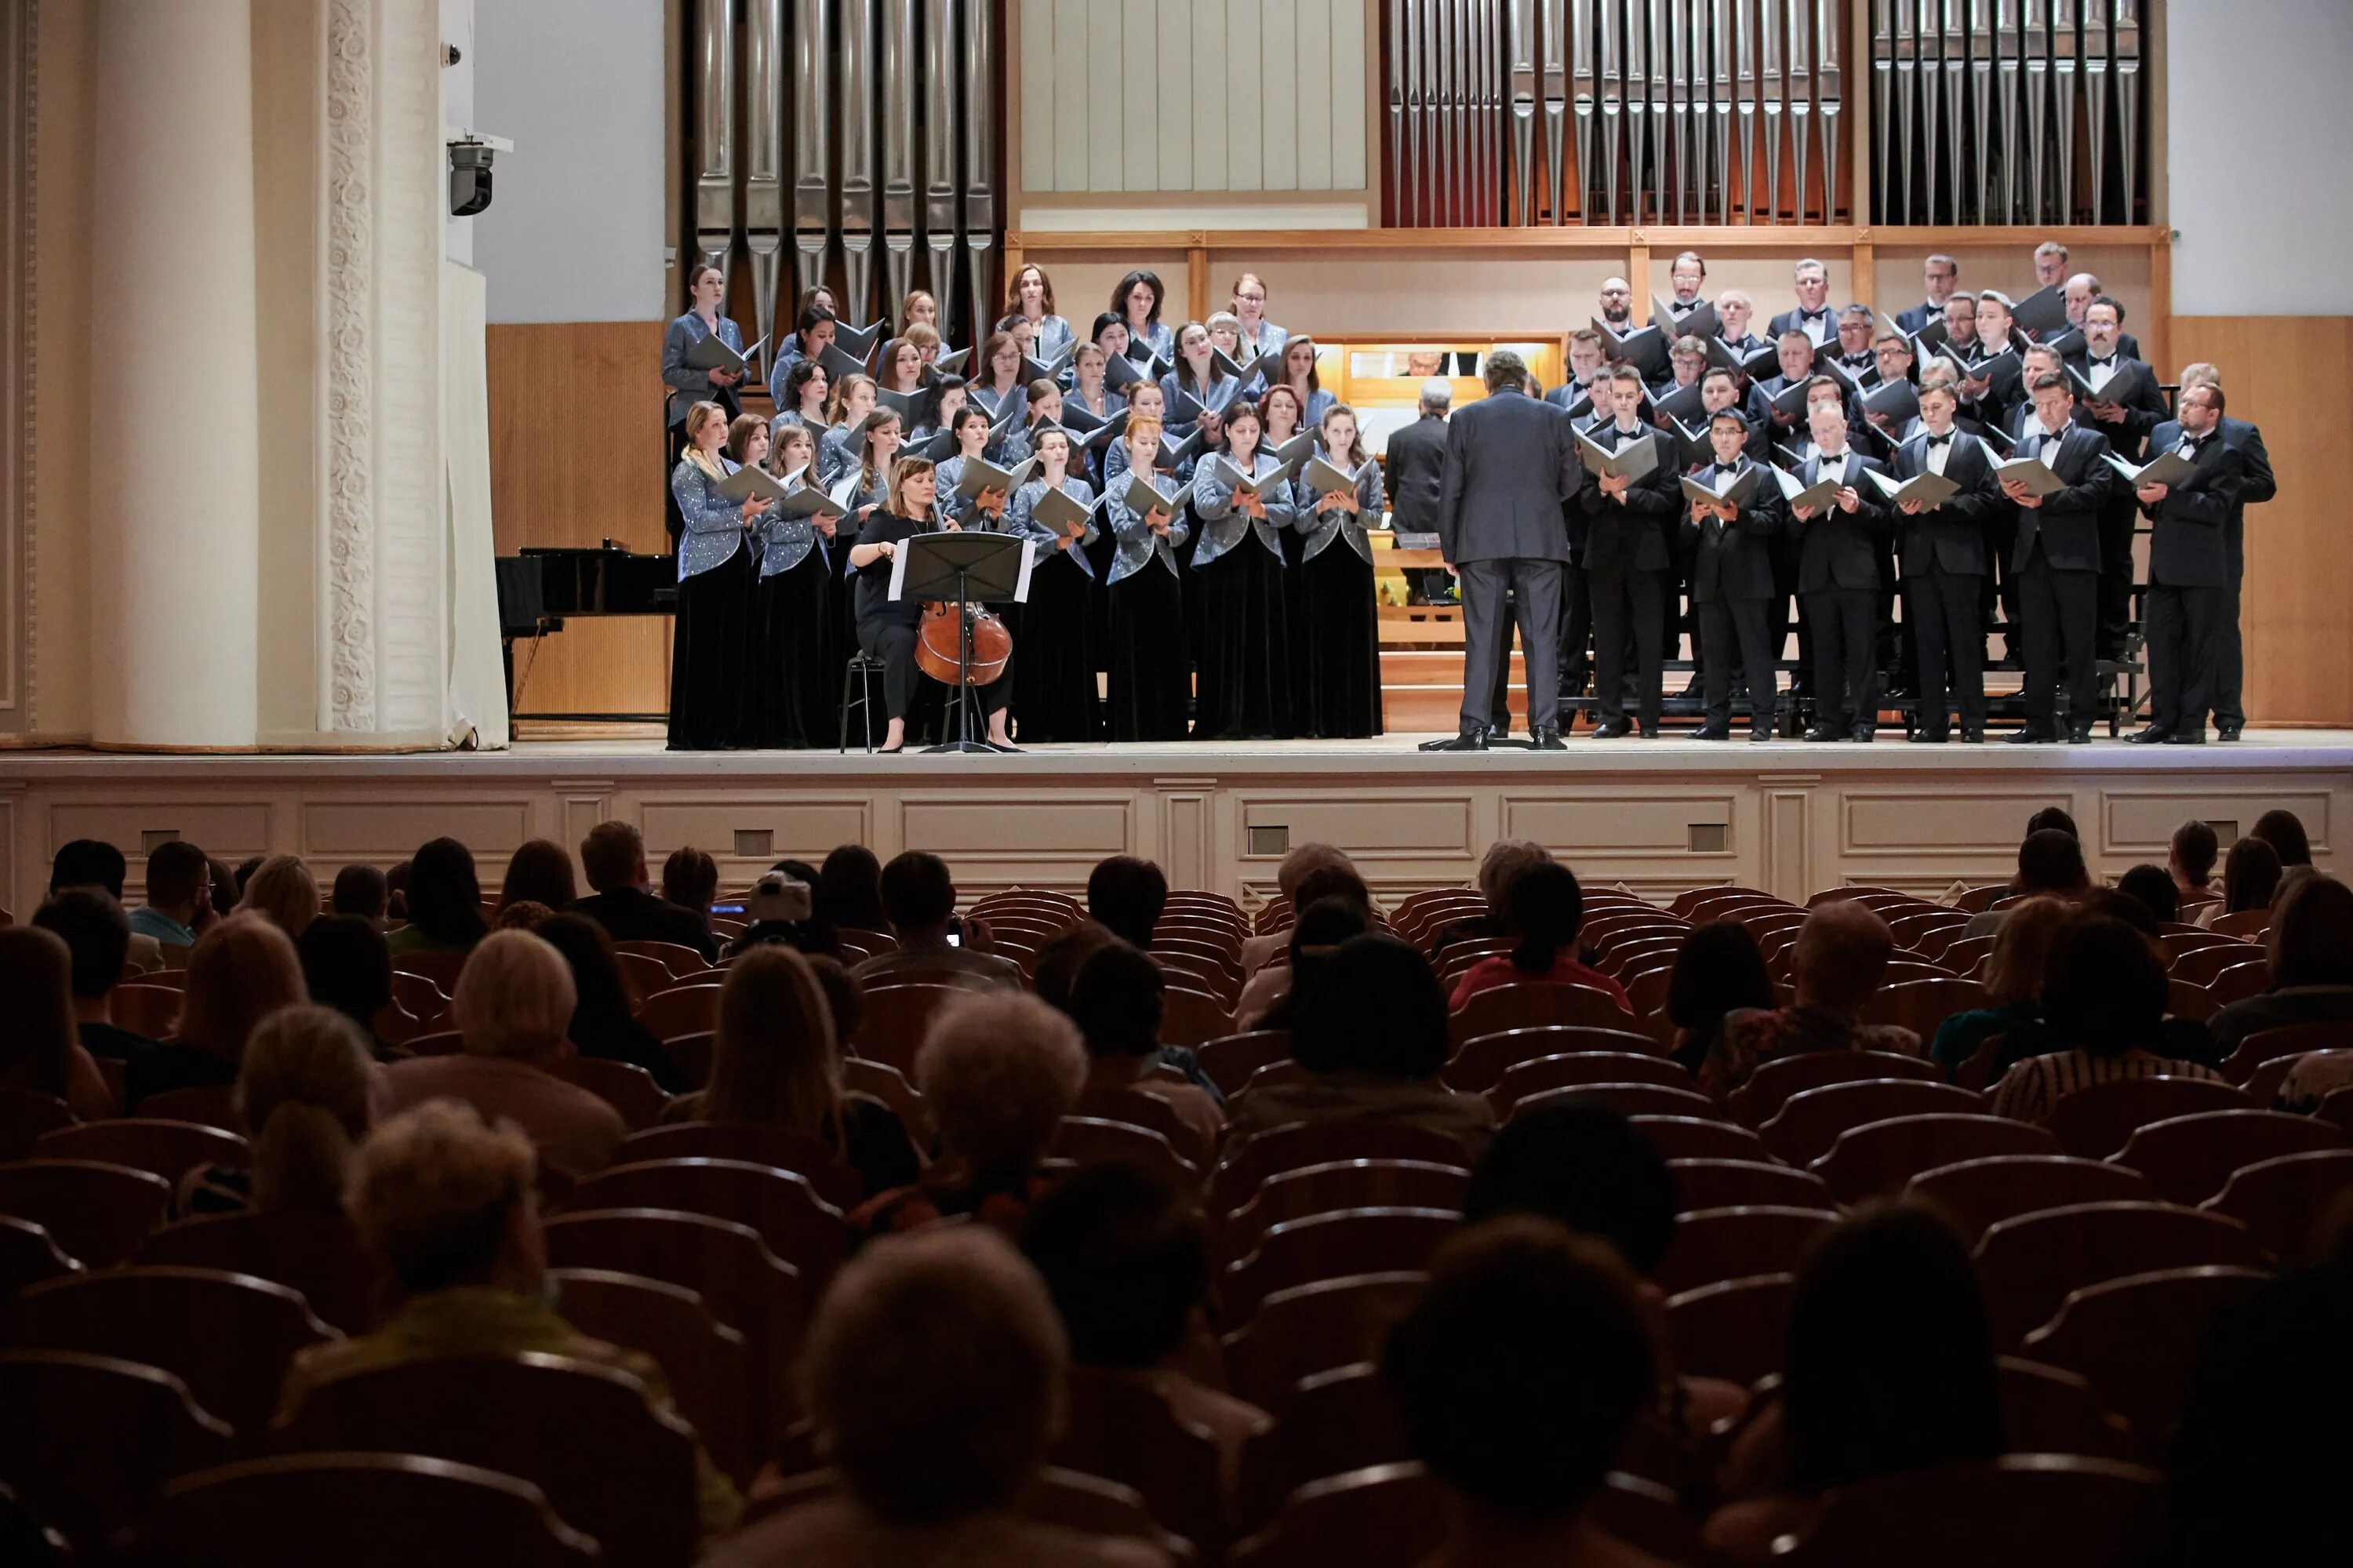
1192, 540, 1293, 740
756, 552, 835, 748
1297, 541, 1384, 738
1107, 566, 1191, 740
1011, 550, 1101, 743
1084, 526, 1117, 677
667, 546, 756, 749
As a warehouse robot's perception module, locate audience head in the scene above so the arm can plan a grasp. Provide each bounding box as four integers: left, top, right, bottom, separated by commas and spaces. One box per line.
1031, 920, 1118, 1015
2079, 886, 2163, 942
660, 846, 719, 918
531, 913, 638, 1037
915, 991, 1086, 1177
1293, 933, 1449, 1082
1665, 920, 1777, 1036
493, 901, 553, 933
498, 839, 578, 911
49, 839, 129, 899
878, 850, 958, 938
0, 927, 78, 1100
296, 914, 394, 1035
2016, 827, 2090, 897
2042, 911, 2166, 1057
578, 821, 650, 895
705, 944, 844, 1137
233, 857, 267, 902
2251, 809, 2312, 868
235, 855, 320, 940
351, 1100, 542, 1297
1273, 842, 1355, 904
2115, 863, 2181, 926
1284, 895, 1373, 1008
1476, 839, 1555, 926
384, 859, 411, 919
206, 860, 242, 925
1085, 855, 1168, 949
142, 839, 213, 922
2170, 819, 2221, 891
816, 844, 889, 930
331, 863, 391, 925
804, 1227, 1068, 1524
1289, 860, 1373, 925
1483, 348, 1528, 393
2268, 875, 2353, 989
1024, 1162, 1207, 1370
1505, 862, 1585, 974
1464, 1104, 1677, 1277
30, 889, 130, 1003
1067, 940, 1164, 1061
1384, 1217, 1657, 1523
181, 915, 307, 1065
1791, 900, 1893, 1014
1980, 896, 2069, 1010
450, 930, 576, 1064
2220, 835, 2284, 915
404, 837, 489, 948
1783, 1203, 2003, 1491
804, 954, 862, 1049
2025, 806, 2079, 840
238, 1005, 377, 1213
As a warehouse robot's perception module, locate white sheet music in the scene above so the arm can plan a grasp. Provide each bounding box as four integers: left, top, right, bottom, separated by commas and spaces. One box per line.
886, 539, 910, 602
1013, 538, 1037, 604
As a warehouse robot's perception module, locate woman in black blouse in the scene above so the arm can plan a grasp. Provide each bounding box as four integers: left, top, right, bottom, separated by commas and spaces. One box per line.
847, 455, 1015, 754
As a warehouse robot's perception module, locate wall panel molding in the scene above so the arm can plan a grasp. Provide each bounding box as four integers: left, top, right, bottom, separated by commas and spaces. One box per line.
1, 0, 29, 729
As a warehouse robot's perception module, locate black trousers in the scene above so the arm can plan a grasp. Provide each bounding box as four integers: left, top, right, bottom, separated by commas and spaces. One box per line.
2017, 550, 2099, 732
1559, 560, 1595, 703
1589, 563, 1666, 727
1460, 558, 1563, 736
1805, 586, 1878, 734
1906, 569, 1987, 736
2215, 563, 2246, 729
1771, 534, 1813, 692
1698, 596, 1778, 732
859, 618, 1009, 724
1984, 511, 2022, 653
2145, 579, 2224, 736
2095, 500, 2138, 659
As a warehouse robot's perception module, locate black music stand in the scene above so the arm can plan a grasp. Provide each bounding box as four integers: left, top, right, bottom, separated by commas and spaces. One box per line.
895, 530, 1029, 755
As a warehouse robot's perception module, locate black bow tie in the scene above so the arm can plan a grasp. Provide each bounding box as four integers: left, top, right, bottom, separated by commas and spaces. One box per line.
1800, 308, 1827, 319
2090, 356, 2115, 368
1715, 464, 1740, 475
2184, 433, 2207, 449
1927, 433, 1953, 447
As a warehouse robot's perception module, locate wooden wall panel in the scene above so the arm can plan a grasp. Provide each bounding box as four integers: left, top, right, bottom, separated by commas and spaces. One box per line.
2173, 316, 2353, 727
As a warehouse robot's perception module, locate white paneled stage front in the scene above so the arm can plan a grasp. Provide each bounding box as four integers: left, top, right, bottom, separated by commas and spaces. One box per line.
5, 733, 2349, 916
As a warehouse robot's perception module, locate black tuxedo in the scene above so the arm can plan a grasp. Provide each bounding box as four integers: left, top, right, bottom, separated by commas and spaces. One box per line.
1768, 306, 1838, 346
2066, 350, 2169, 654
1790, 449, 1893, 734
2006, 422, 2117, 733
1958, 348, 2029, 435
1686, 458, 1786, 733
1577, 426, 1678, 728
2137, 424, 2247, 735
1895, 430, 2002, 734
2213, 417, 2275, 730
1385, 411, 1453, 602
1895, 300, 1952, 335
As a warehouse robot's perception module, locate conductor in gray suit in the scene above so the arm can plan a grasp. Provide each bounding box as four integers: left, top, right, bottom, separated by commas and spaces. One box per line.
1434, 350, 1585, 751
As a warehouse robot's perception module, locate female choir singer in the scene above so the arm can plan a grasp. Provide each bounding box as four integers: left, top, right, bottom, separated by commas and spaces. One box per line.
776, 285, 838, 363
1231, 273, 1289, 360
999, 379, 1061, 467
1188, 399, 1295, 740
1005, 264, 1073, 362
664, 264, 747, 427
1104, 415, 1191, 740
900, 289, 939, 334
818, 373, 880, 485
1292, 402, 1385, 738
934, 406, 1010, 529
1005, 427, 1102, 741
969, 330, 1027, 424
848, 457, 1016, 755
668, 401, 763, 750
1272, 337, 1334, 428
770, 360, 832, 442
1111, 270, 1175, 368
1164, 323, 1240, 442
776, 304, 838, 378
1259, 383, 1306, 456
875, 337, 926, 398
830, 406, 905, 679
756, 423, 840, 749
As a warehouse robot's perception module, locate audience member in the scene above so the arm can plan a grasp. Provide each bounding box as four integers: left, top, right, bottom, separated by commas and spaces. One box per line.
30, 888, 155, 1063
232, 856, 267, 902
1384, 1218, 1666, 1568
1430, 839, 1557, 961
177, 1004, 376, 1217
1704, 1205, 2003, 1562
1067, 940, 1223, 1162
234, 854, 321, 940
802, 954, 864, 1055
703, 1228, 1158, 1568
0, 926, 115, 1119
1226, 933, 1496, 1154
493, 900, 554, 931
384, 857, 412, 920
1238, 842, 1358, 973
1665, 922, 1777, 1075
376, 930, 626, 1182
2114, 862, 2180, 926
1989, 912, 2224, 1121
1961, 828, 2090, 938
813, 843, 889, 933
2169, 819, 2220, 907
2025, 806, 2078, 839
1032, 920, 1119, 1013
661, 846, 721, 936
858, 990, 1087, 1235
1698, 901, 1921, 1099
205, 859, 242, 937
1085, 854, 1169, 949
330, 863, 391, 927
1231, 860, 1376, 1024
296, 914, 400, 1060
49, 838, 163, 970
2201, 835, 2282, 929
1023, 1163, 1271, 1499
2209, 875, 2353, 1055
2251, 808, 2315, 894
850, 851, 1022, 988
1246, 893, 1371, 1030
496, 839, 578, 911
1929, 895, 2068, 1074
534, 913, 684, 1093
568, 822, 717, 961
129, 839, 213, 954
127, 914, 307, 1110
724, 868, 840, 959
275, 1100, 742, 1540
385, 837, 489, 957
663, 944, 920, 1197
1449, 863, 1631, 1011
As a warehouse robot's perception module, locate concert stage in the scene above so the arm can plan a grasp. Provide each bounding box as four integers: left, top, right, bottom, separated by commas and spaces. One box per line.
5, 732, 2348, 917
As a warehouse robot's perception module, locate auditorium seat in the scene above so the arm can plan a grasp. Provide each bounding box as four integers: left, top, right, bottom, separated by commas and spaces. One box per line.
1857, 977, 1988, 1039
1217, 1271, 1427, 1414
1667, 1158, 1835, 1213
270, 1352, 701, 1568
1160, 986, 1237, 1047
1505, 1081, 1721, 1123
1485, 1050, 1693, 1114
1235, 1362, 1408, 1533
2017, 1267, 2273, 1439
2207, 909, 2272, 939
1652, 1206, 1841, 1296
1995, 1356, 2139, 1462
619, 1122, 864, 1210
2200, 1149, 2353, 1264
840, 1056, 929, 1144
1195, 1031, 1294, 1097
387, 971, 448, 1029
1728, 1049, 1944, 1128
1232, 1058, 1312, 1102
0, 1088, 71, 1163
1768, 1454, 2167, 1567
1230, 1461, 1442, 1568
1222, 1207, 1460, 1325
544, 1267, 755, 1487
398, 1029, 464, 1058
1939, 934, 1997, 978
1441, 1024, 1663, 1093
2223, 1020, 2353, 1085
1811, 1115, 2060, 1202
110, 983, 185, 1040
2166, 977, 2220, 1022
0, 1157, 173, 1266
1446, 983, 1632, 1046
613, 948, 682, 999
556, 1057, 670, 1132
564, 1158, 848, 1290
2109, 1109, 2348, 1205
1219, 1159, 1469, 1254
9, 1265, 336, 1432
129, 1451, 602, 1567
2243, 1046, 2350, 1108
134, 1210, 381, 1334
1670, 885, 1778, 918
2043, 1075, 2252, 1159
0, 1348, 233, 1551
848, 982, 961, 1072
2167, 941, 2265, 988
1903, 1155, 2156, 1242
1972, 1201, 2266, 1347
1208, 1122, 1472, 1224
1053, 1116, 1198, 1190
1051, 1366, 1226, 1553
634, 982, 723, 1042
1630, 1115, 1776, 1164
1665, 1273, 1794, 1387
1759, 1079, 1985, 1166
137, 1082, 247, 1133
0, 1215, 78, 1304
388, 950, 467, 993
616, 940, 713, 979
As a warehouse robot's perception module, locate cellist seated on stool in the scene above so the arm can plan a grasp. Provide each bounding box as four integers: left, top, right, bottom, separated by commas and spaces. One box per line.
848, 454, 1016, 754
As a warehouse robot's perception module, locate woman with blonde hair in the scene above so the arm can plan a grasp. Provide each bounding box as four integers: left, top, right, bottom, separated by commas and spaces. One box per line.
0, 926, 115, 1119
179, 1003, 378, 1217
752, 421, 840, 751
817, 372, 881, 486
898, 288, 939, 335
236, 854, 322, 940
670, 398, 765, 750
1929, 896, 2071, 1075
846, 454, 1014, 752
128, 914, 309, 1111
664, 945, 919, 1196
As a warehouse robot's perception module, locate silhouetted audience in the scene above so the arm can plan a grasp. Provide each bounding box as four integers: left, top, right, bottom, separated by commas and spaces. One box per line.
1449, 863, 1631, 1011
30, 888, 156, 1064
385, 837, 489, 957
1086, 855, 1168, 949
1989, 911, 2224, 1121
1699, 901, 1922, 1100
566, 821, 715, 961
1665, 921, 1777, 1075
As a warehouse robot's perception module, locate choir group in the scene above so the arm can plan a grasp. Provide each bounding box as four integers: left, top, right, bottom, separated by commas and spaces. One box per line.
659, 241, 2270, 754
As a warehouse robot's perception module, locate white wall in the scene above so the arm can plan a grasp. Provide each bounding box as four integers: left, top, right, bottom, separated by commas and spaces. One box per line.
2168, 0, 2353, 315
471, 0, 665, 322
441, 0, 474, 264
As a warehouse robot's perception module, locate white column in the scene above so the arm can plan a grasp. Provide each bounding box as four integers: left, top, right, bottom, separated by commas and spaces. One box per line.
89, 0, 260, 747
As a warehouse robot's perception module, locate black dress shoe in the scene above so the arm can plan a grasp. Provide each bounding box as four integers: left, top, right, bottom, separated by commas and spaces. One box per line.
1803, 726, 1842, 743
1591, 719, 1633, 739
1530, 726, 1567, 751
1640, 724, 1662, 739
2165, 729, 2207, 744
2008, 727, 2056, 745
2124, 725, 2173, 745
1431, 731, 1489, 751
2217, 723, 2242, 742
1749, 726, 1776, 743
1908, 731, 1949, 744
1484, 722, 1509, 743
1961, 729, 1986, 744
2067, 722, 2093, 744
1693, 721, 1732, 740
1850, 728, 1876, 744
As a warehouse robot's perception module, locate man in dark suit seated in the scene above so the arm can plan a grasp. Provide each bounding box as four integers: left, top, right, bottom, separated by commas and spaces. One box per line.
2129, 383, 2249, 746
1386, 377, 1455, 605
2001, 373, 2117, 744
566, 820, 718, 962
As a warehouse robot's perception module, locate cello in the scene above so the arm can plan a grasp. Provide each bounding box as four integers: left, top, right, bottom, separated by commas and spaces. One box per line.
916, 598, 1013, 686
